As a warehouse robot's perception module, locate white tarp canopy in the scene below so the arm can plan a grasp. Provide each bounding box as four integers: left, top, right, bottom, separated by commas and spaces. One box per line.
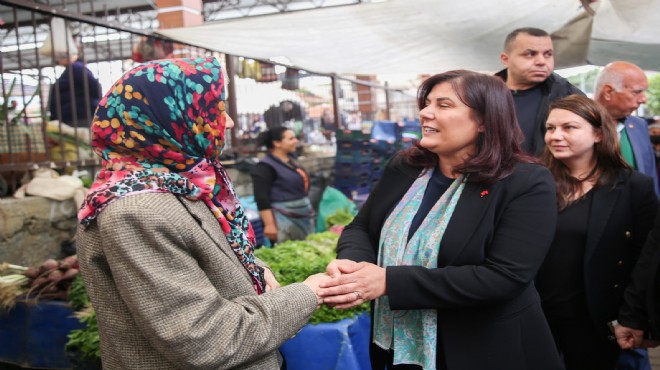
157, 0, 660, 75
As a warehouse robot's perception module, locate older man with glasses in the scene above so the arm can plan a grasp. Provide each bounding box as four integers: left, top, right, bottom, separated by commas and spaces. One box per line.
595, 61, 659, 196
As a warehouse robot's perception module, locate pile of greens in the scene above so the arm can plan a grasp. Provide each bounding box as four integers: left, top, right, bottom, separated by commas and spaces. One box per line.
66, 275, 100, 359
255, 231, 369, 324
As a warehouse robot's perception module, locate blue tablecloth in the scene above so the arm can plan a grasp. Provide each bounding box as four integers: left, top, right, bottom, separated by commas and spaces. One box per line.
280, 312, 372, 370
0, 300, 84, 369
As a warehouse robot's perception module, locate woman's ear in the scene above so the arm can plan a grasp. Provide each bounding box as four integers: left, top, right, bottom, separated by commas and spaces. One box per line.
594, 128, 603, 143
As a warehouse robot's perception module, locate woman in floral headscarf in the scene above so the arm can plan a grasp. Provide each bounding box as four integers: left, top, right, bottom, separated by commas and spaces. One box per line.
76, 57, 327, 370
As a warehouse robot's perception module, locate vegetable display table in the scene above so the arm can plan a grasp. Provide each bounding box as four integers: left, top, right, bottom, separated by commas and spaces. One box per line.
280, 312, 371, 370
0, 300, 84, 369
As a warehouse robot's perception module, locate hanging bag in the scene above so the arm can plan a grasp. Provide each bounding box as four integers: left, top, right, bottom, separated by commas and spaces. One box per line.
39, 17, 78, 59
0, 79, 46, 162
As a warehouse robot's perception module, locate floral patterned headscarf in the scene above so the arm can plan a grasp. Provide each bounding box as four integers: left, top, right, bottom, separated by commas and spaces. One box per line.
78, 57, 265, 294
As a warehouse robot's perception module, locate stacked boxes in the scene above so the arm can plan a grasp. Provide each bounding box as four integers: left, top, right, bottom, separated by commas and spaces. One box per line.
239, 196, 267, 247
334, 130, 373, 198
369, 121, 400, 187
400, 118, 421, 150
249, 217, 266, 247
333, 120, 421, 200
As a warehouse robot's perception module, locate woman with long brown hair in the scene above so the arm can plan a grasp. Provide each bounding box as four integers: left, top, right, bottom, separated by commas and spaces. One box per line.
536, 94, 658, 369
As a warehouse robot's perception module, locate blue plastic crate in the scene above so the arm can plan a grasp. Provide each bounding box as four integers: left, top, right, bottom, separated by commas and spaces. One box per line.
336, 139, 371, 151
336, 149, 374, 164
370, 120, 398, 142
334, 183, 372, 199
280, 313, 371, 370
400, 138, 417, 149
334, 172, 371, 185
370, 140, 398, 156
370, 168, 384, 182
249, 218, 266, 247
402, 118, 421, 139
0, 301, 86, 369
335, 161, 373, 176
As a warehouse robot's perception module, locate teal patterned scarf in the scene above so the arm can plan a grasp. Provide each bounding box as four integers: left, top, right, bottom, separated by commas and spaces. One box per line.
373, 168, 466, 370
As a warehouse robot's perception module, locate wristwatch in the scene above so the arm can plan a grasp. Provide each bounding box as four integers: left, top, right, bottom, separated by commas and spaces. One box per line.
608, 320, 619, 334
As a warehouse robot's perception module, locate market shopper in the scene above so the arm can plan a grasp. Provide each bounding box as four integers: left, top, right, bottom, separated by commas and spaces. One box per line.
536, 94, 658, 369
49, 53, 103, 128
76, 57, 328, 369
319, 70, 564, 370
251, 127, 314, 244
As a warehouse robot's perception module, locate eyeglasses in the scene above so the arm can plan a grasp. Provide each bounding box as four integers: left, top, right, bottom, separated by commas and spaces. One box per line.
615, 86, 647, 97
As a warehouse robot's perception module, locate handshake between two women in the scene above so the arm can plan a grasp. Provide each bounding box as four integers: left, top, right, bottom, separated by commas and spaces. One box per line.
299, 259, 386, 309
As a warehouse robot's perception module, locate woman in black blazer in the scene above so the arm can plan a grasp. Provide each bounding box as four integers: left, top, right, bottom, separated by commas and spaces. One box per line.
318, 71, 564, 370
536, 95, 658, 370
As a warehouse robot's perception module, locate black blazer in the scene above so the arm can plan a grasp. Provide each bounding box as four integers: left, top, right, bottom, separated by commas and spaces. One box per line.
577, 170, 658, 338
617, 176, 660, 336
337, 155, 564, 370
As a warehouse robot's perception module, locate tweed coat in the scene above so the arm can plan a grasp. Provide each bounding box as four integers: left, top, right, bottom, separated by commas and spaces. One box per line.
76, 192, 318, 370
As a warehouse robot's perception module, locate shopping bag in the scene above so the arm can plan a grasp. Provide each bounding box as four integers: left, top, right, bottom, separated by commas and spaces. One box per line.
39, 17, 78, 59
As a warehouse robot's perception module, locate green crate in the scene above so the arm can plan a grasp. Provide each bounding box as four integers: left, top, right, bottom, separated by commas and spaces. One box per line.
335, 129, 370, 142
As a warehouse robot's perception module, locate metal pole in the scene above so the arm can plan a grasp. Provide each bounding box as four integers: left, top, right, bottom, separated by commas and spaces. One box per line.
224, 54, 239, 149
384, 81, 391, 121
331, 74, 341, 130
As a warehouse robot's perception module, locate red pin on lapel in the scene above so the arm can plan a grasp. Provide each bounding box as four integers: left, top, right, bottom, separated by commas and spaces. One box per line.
480, 190, 489, 198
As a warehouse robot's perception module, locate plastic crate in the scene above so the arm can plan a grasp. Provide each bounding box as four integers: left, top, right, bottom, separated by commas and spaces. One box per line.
280, 313, 371, 370
335, 171, 371, 183
401, 118, 421, 139
336, 149, 374, 164
334, 183, 372, 199
370, 168, 384, 183
249, 218, 266, 247
370, 120, 398, 142
370, 140, 398, 155
336, 139, 371, 151
336, 129, 371, 142
0, 301, 87, 369
335, 161, 373, 176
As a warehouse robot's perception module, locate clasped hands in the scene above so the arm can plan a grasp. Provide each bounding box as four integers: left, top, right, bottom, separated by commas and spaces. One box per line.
613, 323, 660, 350
302, 259, 386, 309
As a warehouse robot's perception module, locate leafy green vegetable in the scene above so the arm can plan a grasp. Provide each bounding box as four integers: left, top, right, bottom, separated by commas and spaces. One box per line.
68, 275, 89, 311
66, 275, 98, 359
255, 231, 369, 324
324, 207, 355, 229
66, 307, 100, 359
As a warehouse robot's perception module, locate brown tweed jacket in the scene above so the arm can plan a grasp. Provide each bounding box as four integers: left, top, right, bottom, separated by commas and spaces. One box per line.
76, 193, 318, 369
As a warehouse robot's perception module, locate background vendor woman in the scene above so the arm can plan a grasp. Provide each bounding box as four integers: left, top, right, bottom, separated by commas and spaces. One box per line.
251, 127, 314, 244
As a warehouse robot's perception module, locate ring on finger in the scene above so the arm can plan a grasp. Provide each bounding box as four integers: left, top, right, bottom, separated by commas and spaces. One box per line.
354, 291, 362, 300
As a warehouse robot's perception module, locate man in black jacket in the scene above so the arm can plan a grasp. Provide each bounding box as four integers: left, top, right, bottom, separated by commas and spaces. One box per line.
496, 27, 584, 156
615, 211, 660, 350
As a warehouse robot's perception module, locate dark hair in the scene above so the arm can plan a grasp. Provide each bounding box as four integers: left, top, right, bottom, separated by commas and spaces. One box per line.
258, 126, 292, 149
504, 27, 550, 52
540, 94, 629, 210
402, 70, 533, 184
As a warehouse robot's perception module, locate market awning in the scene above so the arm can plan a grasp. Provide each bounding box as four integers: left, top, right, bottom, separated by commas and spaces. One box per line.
156, 0, 660, 75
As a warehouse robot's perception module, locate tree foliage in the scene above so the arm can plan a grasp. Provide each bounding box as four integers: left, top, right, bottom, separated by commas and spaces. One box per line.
647, 73, 660, 116
566, 67, 601, 96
